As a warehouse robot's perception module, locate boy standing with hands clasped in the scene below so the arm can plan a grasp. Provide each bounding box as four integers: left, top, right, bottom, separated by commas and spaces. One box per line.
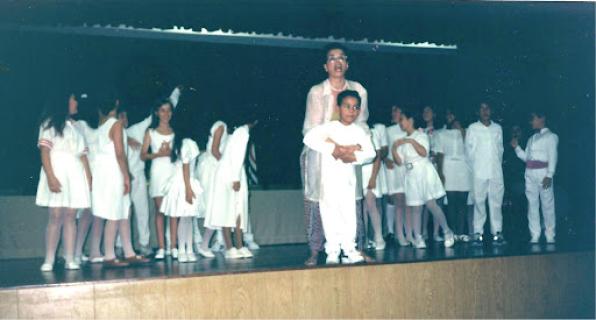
303, 90, 376, 264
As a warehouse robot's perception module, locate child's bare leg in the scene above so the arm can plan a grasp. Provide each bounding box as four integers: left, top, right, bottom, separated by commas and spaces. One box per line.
89, 216, 104, 258
235, 216, 244, 249
117, 216, 137, 258
223, 227, 233, 250
154, 197, 165, 250
62, 208, 77, 263
74, 209, 92, 259
200, 228, 215, 251
103, 220, 118, 260
169, 217, 178, 250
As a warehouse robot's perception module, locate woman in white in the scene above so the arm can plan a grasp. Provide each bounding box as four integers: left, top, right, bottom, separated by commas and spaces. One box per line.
73, 99, 105, 264
160, 102, 203, 262
141, 99, 176, 259
391, 108, 455, 249
196, 120, 228, 257
204, 122, 256, 259
92, 96, 149, 267
435, 110, 472, 242
361, 123, 387, 250
385, 106, 411, 246
36, 92, 91, 271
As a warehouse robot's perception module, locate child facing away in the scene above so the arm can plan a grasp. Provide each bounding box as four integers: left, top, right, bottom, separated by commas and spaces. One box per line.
303, 90, 376, 264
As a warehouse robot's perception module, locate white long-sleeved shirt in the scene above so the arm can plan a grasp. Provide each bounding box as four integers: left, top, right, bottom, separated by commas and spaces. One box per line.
126, 87, 180, 174
303, 121, 375, 201
465, 121, 504, 180
515, 128, 559, 178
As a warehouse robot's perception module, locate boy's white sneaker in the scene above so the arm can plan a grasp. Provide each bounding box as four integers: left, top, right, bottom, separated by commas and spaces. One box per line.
238, 247, 253, 258
225, 248, 242, 259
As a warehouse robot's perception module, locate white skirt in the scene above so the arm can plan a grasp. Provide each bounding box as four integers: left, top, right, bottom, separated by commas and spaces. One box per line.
92, 158, 131, 220
36, 152, 90, 209
403, 159, 446, 206
362, 163, 383, 198
385, 164, 406, 195
196, 154, 218, 218
161, 175, 204, 217
149, 157, 176, 198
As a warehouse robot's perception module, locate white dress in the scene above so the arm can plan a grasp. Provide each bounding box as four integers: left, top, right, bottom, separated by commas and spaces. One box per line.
148, 129, 176, 198
435, 129, 471, 192
397, 130, 446, 206
36, 120, 91, 209
91, 118, 131, 220
362, 124, 387, 198
204, 125, 250, 230
385, 124, 407, 194
196, 121, 228, 218
161, 139, 204, 217
74, 120, 98, 169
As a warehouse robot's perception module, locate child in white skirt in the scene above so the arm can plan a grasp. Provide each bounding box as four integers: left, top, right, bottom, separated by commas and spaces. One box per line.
36, 92, 91, 271
92, 94, 149, 267
303, 90, 376, 264
196, 120, 229, 258
385, 106, 411, 246
141, 99, 177, 259
391, 108, 455, 249
204, 121, 256, 259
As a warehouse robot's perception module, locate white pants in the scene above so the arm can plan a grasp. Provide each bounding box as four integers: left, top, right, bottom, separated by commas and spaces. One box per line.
320, 198, 357, 255
130, 171, 151, 247
473, 177, 504, 235
525, 168, 555, 239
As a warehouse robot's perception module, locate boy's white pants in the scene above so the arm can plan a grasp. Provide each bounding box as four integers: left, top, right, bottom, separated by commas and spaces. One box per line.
525, 168, 555, 239
320, 198, 357, 255
130, 172, 150, 247
472, 177, 504, 235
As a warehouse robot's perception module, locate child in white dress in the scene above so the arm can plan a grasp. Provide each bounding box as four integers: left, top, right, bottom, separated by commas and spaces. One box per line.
160, 95, 204, 262
204, 121, 256, 259
36, 92, 91, 271
303, 90, 376, 264
141, 99, 177, 259
391, 108, 455, 249
196, 120, 229, 258
92, 95, 149, 267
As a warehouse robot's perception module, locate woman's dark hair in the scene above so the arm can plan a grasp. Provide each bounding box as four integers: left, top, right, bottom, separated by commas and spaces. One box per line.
400, 107, 419, 129
337, 90, 361, 107
170, 89, 200, 163
149, 98, 174, 130
39, 91, 75, 137
323, 43, 349, 60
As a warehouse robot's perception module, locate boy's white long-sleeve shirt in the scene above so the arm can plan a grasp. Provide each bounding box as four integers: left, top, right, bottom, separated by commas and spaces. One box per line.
303, 121, 375, 201
465, 120, 504, 180
515, 128, 558, 178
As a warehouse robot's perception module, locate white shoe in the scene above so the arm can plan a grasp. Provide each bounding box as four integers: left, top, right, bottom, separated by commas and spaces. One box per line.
530, 236, 540, 244
396, 238, 409, 247
434, 235, 444, 242
326, 253, 340, 264
165, 248, 172, 256
238, 247, 253, 258
375, 239, 386, 251
225, 248, 242, 259
40, 263, 53, 272
546, 236, 556, 244
65, 262, 81, 270
444, 232, 455, 248
178, 252, 188, 263
171, 248, 178, 259
197, 247, 215, 258
246, 241, 260, 250
90, 256, 104, 263
154, 249, 165, 260
186, 252, 198, 262
413, 236, 427, 249
459, 234, 471, 243
81, 255, 89, 262
343, 250, 364, 264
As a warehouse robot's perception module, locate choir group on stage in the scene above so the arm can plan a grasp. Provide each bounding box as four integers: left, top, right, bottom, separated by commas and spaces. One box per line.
34, 42, 560, 271
301, 43, 559, 265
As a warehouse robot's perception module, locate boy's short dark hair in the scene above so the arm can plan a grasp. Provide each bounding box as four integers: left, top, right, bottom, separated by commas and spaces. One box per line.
337, 90, 361, 107
323, 43, 349, 60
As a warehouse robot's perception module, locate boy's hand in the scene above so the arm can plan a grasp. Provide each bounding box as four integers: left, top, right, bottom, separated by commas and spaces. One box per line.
185, 188, 196, 204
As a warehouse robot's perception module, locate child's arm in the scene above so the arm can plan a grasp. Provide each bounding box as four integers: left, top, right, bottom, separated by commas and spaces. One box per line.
367, 151, 382, 189
183, 163, 195, 204
391, 140, 404, 165
352, 133, 376, 165
40, 147, 61, 193
211, 125, 225, 160
303, 125, 336, 156
229, 126, 250, 192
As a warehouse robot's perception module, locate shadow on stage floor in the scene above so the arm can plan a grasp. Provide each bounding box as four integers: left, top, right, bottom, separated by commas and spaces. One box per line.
1, 237, 593, 290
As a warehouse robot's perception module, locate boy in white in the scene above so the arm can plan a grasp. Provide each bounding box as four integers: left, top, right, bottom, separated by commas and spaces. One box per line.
303, 90, 375, 264
511, 112, 558, 243
465, 102, 506, 245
